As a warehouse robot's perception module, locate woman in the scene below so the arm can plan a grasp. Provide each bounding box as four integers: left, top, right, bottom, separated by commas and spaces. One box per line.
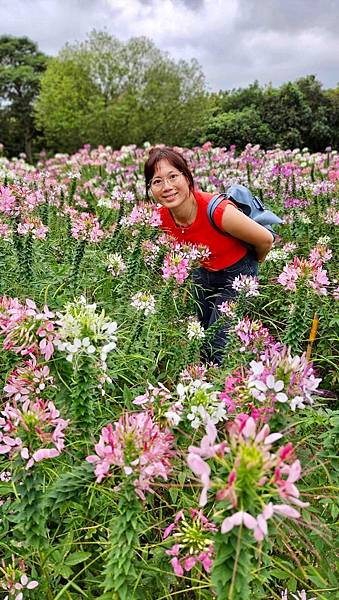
144, 147, 273, 364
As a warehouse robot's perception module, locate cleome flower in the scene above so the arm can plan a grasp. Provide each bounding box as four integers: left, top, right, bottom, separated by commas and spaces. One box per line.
176, 379, 227, 430
248, 344, 321, 412
3, 357, 54, 403
232, 274, 260, 297
163, 508, 217, 577
281, 590, 316, 600
106, 252, 126, 277
162, 251, 190, 284
187, 416, 309, 542
86, 412, 174, 500
219, 343, 322, 418
133, 383, 183, 427
187, 317, 205, 341
0, 556, 38, 600
120, 202, 162, 228
0, 297, 57, 360
277, 256, 330, 295
54, 296, 118, 365
0, 399, 69, 469
130, 291, 156, 316
67, 207, 105, 243
17, 216, 48, 240
234, 316, 273, 353
162, 243, 210, 285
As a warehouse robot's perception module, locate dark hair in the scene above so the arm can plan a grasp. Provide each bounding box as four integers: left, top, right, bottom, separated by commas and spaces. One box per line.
144, 146, 194, 200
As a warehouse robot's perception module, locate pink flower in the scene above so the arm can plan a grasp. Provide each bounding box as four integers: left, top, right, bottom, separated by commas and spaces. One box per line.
163, 509, 216, 576
187, 453, 211, 506
3, 358, 54, 403
162, 252, 190, 284
221, 511, 257, 533
0, 297, 57, 360
86, 412, 173, 499
278, 256, 330, 296
234, 316, 273, 352
69, 209, 105, 243
0, 399, 68, 468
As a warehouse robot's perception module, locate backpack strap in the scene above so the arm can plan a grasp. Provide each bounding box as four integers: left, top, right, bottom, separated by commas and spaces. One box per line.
207, 193, 230, 236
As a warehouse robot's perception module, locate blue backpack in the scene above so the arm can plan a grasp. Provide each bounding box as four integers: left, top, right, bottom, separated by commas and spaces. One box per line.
207, 184, 283, 240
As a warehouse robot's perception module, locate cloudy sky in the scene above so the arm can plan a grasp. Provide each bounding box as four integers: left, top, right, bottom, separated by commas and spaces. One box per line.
1, 0, 339, 92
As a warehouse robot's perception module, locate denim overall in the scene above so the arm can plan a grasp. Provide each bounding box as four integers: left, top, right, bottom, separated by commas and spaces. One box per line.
192, 252, 258, 365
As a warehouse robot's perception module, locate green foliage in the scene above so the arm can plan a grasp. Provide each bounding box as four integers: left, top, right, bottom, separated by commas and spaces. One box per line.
35, 30, 208, 153
212, 529, 254, 600
13, 465, 47, 548
201, 106, 274, 149
103, 485, 142, 597
0, 35, 48, 160
199, 75, 339, 151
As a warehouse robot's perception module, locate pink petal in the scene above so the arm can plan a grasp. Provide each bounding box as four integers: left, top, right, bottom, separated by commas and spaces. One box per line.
221, 511, 243, 533
264, 432, 283, 445
184, 556, 197, 571
243, 512, 257, 530
163, 523, 175, 539
242, 417, 256, 438
165, 543, 180, 556
287, 459, 301, 482
255, 424, 269, 443
273, 504, 300, 518
32, 448, 59, 462
187, 453, 210, 480
27, 581, 39, 590
262, 503, 274, 520
171, 557, 184, 576
256, 514, 268, 536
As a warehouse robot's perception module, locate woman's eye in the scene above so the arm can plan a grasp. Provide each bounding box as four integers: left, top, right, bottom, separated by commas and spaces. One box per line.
169, 174, 177, 181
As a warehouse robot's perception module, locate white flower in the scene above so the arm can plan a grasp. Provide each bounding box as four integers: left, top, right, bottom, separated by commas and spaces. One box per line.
130, 291, 156, 315
164, 409, 182, 426
56, 297, 118, 364
176, 383, 186, 398
187, 318, 205, 340
249, 360, 265, 376
232, 274, 260, 297
290, 396, 306, 411
107, 253, 126, 277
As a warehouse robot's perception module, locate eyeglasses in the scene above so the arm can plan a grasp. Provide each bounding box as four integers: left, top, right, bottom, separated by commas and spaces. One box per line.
149, 172, 183, 190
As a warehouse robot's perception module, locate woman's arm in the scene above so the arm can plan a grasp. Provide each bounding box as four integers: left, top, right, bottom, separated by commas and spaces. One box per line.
221, 203, 273, 262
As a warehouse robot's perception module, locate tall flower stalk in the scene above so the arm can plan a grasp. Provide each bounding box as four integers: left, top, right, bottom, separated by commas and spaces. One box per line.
86, 412, 173, 596
187, 417, 309, 599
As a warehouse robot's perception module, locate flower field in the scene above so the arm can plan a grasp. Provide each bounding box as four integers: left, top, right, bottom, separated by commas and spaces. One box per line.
0, 143, 338, 600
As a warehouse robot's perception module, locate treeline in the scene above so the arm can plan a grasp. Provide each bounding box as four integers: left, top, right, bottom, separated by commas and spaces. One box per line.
0, 31, 338, 161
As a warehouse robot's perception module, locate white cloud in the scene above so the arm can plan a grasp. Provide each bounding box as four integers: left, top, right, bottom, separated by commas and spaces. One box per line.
0, 0, 338, 90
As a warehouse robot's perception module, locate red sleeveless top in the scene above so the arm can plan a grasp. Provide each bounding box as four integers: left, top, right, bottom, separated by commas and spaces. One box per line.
159, 189, 247, 271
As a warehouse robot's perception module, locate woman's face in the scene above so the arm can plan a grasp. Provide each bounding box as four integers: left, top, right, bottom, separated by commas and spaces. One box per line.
150, 159, 191, 209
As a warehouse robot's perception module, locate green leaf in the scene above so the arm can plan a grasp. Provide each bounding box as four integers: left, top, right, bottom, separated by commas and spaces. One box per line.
58, 565, 73, 579
64, 551, 91, 566
269, 569, 291, 580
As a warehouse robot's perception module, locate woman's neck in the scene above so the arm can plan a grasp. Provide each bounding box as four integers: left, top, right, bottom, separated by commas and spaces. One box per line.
170, 192, 197, 227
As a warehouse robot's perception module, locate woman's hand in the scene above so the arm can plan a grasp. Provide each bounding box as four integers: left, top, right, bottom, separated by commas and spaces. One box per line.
221, 203, 273, 262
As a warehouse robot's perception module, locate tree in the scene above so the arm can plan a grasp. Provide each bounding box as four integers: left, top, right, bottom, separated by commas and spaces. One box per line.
35, 31, 208, 153
0, 36, 48, 160
324, 87, 339, 150
200, 106, 274, 149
